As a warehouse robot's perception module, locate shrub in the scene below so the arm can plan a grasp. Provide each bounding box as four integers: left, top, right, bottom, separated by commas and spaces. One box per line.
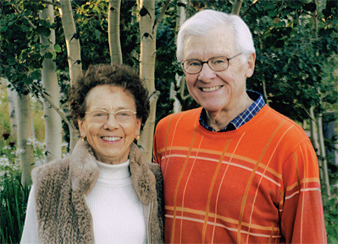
0, 164, 30, 243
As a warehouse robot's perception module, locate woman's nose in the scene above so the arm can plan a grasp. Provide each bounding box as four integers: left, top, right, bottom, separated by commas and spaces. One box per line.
104, 115, 119, 130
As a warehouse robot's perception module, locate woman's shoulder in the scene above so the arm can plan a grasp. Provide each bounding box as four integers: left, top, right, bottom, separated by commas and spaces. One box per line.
32, 157, 71, 185
147, 162, 162, 178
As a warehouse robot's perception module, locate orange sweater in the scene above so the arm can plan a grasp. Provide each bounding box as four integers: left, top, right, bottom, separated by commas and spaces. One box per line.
153, 105, 326, 244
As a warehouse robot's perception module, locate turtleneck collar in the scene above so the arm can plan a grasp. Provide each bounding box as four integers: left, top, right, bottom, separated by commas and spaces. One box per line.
96, 160, 131, 180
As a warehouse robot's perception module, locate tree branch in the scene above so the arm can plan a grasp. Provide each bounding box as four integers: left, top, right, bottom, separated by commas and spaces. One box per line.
31, 0, 61, 7
241, 0, 258, 17
295, 103, 316, 121
153, 0, 171, 33
31, 82, 76, 131
12, 4, 37, 29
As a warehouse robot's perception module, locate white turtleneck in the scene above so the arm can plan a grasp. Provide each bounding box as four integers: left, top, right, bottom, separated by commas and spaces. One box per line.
21, 160, 146, 244
85, 160, 146, 244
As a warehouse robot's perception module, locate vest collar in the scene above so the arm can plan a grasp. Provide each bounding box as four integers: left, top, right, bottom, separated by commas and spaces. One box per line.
69, 140, 156, 205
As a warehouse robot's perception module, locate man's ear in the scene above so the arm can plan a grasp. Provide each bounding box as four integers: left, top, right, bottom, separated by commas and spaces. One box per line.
245, 53, 256, 78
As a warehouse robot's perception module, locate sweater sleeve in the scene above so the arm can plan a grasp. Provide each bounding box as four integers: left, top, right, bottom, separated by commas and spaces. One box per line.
20, 185, 39, 244
281, 139, 327, 243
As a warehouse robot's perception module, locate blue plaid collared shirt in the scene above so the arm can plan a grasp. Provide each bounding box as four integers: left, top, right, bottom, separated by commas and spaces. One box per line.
199, 91, 265, 132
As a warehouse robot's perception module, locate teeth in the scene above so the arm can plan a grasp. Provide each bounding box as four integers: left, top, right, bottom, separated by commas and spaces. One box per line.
102, 136, 121, 141
201, 86, 222, 92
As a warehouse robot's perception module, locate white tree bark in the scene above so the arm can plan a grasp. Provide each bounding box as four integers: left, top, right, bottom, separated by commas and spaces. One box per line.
317, 113, 331, 196
310, 106, 319, 153
171, 76, 182, 113
15, 93, 34, 187
40, 1, 62, 162
58, 0, 82, 151
312, 0, 330, 196
3, 78, 18, 138
171, 0, 187, 114
231, 0, 243, 15
108, 0, 122, 64
138, 0, 158, 161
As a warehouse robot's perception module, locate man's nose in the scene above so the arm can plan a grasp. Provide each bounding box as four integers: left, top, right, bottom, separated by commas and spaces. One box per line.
198, 63, 217, 82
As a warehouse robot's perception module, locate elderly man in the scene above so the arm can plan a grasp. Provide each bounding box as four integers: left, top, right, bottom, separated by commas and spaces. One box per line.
153, 9, 326, 244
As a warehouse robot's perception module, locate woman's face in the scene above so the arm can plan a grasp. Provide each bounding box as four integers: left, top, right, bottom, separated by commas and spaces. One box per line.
78, 85, 141, 164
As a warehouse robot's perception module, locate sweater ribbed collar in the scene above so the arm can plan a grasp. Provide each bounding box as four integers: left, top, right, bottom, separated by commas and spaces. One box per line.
96, 160, 131, 180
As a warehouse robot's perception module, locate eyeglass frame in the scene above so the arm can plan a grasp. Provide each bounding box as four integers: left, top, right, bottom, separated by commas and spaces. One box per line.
181, 53, 242, 74
85, 109, 137, 123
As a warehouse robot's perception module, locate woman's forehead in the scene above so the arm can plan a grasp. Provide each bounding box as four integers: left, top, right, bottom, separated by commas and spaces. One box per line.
85, 85, 135, 111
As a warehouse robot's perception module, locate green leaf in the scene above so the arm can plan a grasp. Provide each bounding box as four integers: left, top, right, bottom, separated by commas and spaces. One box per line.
268, 9, 278, 18
264, 2, 276, 10
35, 26, 45, 34
44, 52, 53, 59
30, 70, 41, 80
0, 25, 8, 32
54, 44, 61, 53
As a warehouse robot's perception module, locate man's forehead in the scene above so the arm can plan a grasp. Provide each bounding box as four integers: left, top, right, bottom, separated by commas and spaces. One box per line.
183, 29, 236, 58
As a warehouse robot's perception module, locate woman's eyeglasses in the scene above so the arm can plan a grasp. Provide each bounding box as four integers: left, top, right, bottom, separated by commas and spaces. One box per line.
85, 109, 137, 123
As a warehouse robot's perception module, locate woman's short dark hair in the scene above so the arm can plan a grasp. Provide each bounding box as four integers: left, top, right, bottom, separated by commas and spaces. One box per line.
69, 64, 150, 130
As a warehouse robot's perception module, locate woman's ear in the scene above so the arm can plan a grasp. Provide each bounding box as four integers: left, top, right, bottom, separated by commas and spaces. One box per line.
135, 117, 142, 137
78, 119, 86, 138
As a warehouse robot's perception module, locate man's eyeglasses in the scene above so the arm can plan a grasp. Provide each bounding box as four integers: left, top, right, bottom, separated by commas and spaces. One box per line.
182, 53, 242, 74
85, 109, 137, 124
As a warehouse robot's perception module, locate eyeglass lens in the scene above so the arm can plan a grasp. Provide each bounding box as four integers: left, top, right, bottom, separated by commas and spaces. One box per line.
88, 110, 136, 123
183, 57, 229, 74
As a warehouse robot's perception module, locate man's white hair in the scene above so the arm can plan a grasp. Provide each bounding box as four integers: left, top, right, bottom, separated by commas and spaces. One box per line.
176, 9, 255, 63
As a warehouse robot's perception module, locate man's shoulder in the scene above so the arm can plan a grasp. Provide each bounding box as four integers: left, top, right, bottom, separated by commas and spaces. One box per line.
260, 106, 309, 140
156, 107, 202, 127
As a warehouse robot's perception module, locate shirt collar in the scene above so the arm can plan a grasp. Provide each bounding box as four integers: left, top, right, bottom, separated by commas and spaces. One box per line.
199, 91, 265, 132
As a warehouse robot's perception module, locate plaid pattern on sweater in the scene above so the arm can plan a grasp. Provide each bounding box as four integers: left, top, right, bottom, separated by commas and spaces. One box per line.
153, 105, 326, 244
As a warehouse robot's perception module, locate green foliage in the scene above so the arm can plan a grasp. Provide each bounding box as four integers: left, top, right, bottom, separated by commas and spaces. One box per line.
0, 0, 53, 95
323, 186, 338, 243
0, 87, 11, 138
72, 0, 111, 69
0, 173, 30, 244
0, 140, 29, 244
0, 0, 337, 242
0, 126, 66, 243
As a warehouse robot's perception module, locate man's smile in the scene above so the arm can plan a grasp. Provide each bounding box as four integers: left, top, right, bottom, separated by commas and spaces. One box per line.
200, 85, 223, 92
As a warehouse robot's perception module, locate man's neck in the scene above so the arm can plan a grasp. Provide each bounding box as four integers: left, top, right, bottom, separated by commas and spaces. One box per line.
205, 94, 254, 131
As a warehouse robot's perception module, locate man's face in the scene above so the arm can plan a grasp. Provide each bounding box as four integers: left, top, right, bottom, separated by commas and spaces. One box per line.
183, 27, 255, 116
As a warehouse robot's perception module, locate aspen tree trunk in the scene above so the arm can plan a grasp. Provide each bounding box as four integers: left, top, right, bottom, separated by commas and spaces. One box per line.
312, 0, 330, 196
171, 0, 187, 113
310, 107, 319, 154
317, 113, 331, 196
257, 34, 269, 106
40, 1, 62, 162
138, 0, 159, 161
3, 78, 18, 138
108, 0, 122, 64
231, 0, 243, 15
58, 0, 82, 151
15, 93, 34, 187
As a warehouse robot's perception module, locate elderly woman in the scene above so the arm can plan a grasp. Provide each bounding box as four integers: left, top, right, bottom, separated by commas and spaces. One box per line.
21, 64, 164, 244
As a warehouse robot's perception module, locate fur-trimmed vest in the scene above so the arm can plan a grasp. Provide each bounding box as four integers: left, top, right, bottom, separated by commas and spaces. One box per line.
32, 140, 164, 244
